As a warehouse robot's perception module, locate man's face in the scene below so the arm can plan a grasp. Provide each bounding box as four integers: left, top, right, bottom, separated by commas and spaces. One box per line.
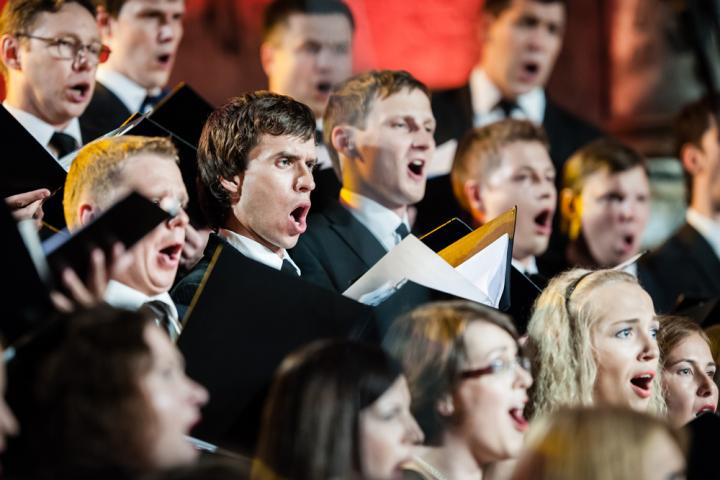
576, 166, 650, 268
227, 134, 316, 254
473, 141, 556, 261
109, 154, 189, 295
346, 88, 435, 215
697, 118, 720, 213
103, 0, 185, 90
262, 13, 352, 118
7, 2, 99, 125
481, 0, 565, 98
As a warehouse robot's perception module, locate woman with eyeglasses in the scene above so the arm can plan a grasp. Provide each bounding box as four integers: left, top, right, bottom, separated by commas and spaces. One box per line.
383, 300, 532, 480
657, 315, 718, 427
527, 268, 665, 418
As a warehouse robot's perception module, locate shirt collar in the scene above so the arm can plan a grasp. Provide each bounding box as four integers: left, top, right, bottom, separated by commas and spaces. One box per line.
469, 67, 546, 126
104, 279, 179, 321
339, 188, 410, 252
3, 102, 82, 167
217, 228, 301, 275
96, 68, 160, 114
687, 208, 720, 259
512, 256, 539, 276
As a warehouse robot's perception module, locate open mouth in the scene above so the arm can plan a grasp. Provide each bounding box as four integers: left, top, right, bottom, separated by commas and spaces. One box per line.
316, 81, 332, 94
630, 372, 654, 398
522, 61, 540, 76
159, 243, 182, 262
157, 53, 172, 66
533, 208, 553, 234
408, 159, 426, 178
289, 203, 310, 233
696, 405, 717, 417
508, 407, 529, 431
68, 82, 90, 101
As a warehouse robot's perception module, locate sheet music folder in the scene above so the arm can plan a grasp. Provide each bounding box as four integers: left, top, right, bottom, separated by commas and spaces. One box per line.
0, 105, 68, 231
177, 241, 379, 453
114, 83, 214, 226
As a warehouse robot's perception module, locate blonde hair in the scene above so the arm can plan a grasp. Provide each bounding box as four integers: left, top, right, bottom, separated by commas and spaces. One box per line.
526, 268, 666, 417
63, 135, 178, 229
511, 406, 686, 480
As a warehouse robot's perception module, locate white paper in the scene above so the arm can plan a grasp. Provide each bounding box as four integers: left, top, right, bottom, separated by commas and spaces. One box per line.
454, 233, 509, 307
344, 235, 496, 307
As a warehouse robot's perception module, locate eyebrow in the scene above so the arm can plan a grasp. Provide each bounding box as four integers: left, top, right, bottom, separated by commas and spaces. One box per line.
668, 358, 717, 369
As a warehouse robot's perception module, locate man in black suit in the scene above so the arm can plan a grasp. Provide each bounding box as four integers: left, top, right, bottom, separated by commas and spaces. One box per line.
415, 0, 600, 235
290, 70, 436, 292
643, 95, 720, 313
80, 0, 185, 141
0, 0, 104, 160
260, 0, 355, 212
171, 92, 317, 316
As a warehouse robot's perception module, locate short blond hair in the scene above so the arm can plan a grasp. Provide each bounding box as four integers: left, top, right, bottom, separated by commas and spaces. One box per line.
526, 268, 666, 417
63, 135, 178, 229
450, 119, 549, 212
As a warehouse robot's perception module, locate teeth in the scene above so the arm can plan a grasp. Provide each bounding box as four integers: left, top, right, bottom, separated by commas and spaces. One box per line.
411, 160, 424, 166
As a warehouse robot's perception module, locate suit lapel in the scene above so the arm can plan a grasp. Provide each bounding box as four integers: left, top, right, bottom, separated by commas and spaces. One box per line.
677, 223, 720, 290
324, 202, 387, 268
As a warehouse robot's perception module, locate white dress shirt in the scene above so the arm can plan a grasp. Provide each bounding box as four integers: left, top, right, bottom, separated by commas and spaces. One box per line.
340, 188, 411, 252
96, 67, 161, 114
469, 67, 546, 127
218, 228, 301, 275
512, 256, 539, 276
104, 280, 181, 335
3, 102, 82, 170
687, 208, 720, 260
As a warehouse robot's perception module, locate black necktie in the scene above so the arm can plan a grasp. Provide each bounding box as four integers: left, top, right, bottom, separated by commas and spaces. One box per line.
496, 98, 519, 118
315, 129, 324, 145
395, 223, 410, 243
49, 131, 78, 158
141, 300, 179, 340
281, 259, 299, 277
140, 92, 165, 113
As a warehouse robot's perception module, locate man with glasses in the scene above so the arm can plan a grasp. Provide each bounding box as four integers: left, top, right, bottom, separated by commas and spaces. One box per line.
80, 0, 185, 141
0, 0, 105, 159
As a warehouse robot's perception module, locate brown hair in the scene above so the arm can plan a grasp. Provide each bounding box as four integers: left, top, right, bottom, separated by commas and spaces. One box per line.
0, 0, 96, 77
383, 300, 517, 444
483, 0, 567, 16
30, 305, 157, 475
196, 91, 315, 228
262, 0, 355, 43
450, 119, 549, 212
63, 135, 179, 229
657, 315, 710, 368
323, 69, 430, 179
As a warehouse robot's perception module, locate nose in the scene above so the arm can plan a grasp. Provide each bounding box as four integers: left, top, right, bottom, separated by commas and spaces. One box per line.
315, 46, 333, 71
158, 16, 179, 43
167, 206, 190, 229
514, 360, 534, 389
412, 128, 434, 152
697, 372, 717, 399
186, 376, 209, 406
638, 330, 659, 363
72, 49, 92, 71
403, 412, 424, 445
295, 163, 316, 193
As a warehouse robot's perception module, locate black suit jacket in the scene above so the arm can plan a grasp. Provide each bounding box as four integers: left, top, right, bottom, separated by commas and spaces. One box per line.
290, 200, 387, 293
79, 81, 133, 142
641, 222, 720, 313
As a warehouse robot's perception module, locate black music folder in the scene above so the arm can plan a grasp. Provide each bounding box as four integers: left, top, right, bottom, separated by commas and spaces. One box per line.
0, 105, 67, 231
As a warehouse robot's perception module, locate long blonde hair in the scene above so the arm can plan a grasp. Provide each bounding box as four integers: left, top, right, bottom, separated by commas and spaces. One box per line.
526, 268, 666, 417
511, 406, 686, 480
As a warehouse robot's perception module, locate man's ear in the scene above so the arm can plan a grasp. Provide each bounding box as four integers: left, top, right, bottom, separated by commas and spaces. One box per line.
77, 203, 97, 227
560, 188, 582, 240
219, 174, 243, 201
259, 41, 275, 78
680, 143, 705, 177
1, 34, 22, 71
463, 178, 485, 225
436, 394, 455, 417
477, 10, 497, 46
331, 125, 358, 159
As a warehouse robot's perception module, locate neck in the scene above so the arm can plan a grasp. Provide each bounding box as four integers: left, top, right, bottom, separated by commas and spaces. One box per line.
419, 434, 484, 480
341, 180, 408, 219
478, 62, 516, 101
5, 86, 70, 130
690, 189, 720, 222
224, 218, 285, 259
512, 254, 533, 270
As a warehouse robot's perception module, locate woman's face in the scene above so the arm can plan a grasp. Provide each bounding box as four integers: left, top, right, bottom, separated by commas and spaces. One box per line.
641, 430, 686, 480
140, 325, 208, 469
662, 332, 718, 428
450, 321, 533, 465
358, 375, 423, 480
591, 281, 660, 411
